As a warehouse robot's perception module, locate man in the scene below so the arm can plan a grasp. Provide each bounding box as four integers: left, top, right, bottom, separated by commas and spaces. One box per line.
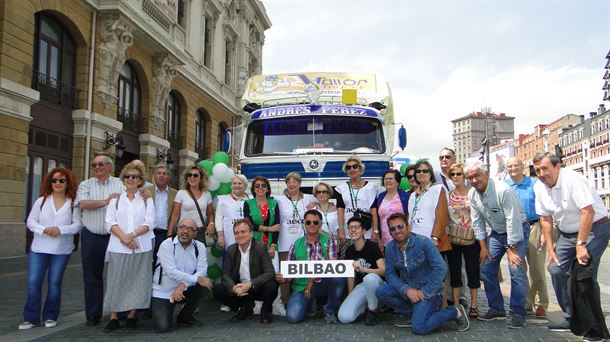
436, 147, 457, 192
151, 218, 212, 332
277, 209, 345, 324
144, 164, 177, 256
532, 152, 610, 335
212, 219, 278, 324
375, 213, 469, 334
76, 153, 123, 326
505, 156, 548, 318
465, 160, 529, 328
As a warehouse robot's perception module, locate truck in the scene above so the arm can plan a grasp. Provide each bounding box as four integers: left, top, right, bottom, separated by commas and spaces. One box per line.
237, 72, 396, 194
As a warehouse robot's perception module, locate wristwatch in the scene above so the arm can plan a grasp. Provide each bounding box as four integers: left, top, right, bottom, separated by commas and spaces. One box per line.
576, 239, 587, 246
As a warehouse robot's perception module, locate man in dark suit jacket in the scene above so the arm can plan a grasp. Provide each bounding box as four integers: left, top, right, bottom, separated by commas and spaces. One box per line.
212, 218, 278, 324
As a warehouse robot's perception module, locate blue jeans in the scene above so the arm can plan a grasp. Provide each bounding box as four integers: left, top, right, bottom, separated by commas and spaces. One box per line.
286, 277, 345, 324
338, 273, 385, 324
23, 252, 71, 323
549, 219, 610, 317
375, 283, 457, 335
480, 222, 529, 318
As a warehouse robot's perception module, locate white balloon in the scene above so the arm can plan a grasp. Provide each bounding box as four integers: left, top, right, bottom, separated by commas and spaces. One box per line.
208, 175, 221, 191
221, 167, 236, 183
212, 163, 229, 181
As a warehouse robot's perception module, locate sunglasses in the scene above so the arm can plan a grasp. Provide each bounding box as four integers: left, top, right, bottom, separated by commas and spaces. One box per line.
389, 224, 406, 232
450, 172, 463, 177
254, 183, 268, 189
123, 174, 141, 180
315, 190, 330, 195
439, 155, 453, 160
348, 224, 362, 230
406, 174, 415, 180
345, 164, 360, 170
91, 162, 108, 168
187, 173, 201, 178
304, 220, 320, 226
415, 169, 431, 174
177, 225, 197, 233
51, 178, 66, 184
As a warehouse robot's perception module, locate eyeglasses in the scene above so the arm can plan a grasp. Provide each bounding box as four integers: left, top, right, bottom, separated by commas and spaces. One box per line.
177, 225, 197, 233
406, 174, 415, 180
439, 155, 453, 160
91, 162, 108, 168
254, 183, 268, 189
389, 224, 406, 232
51, 178, 66, 184
415, 169, 431, 174
466, 173, 482, 181
315, 190, 330, 195
123, 174, 141, 180
304, 220, 320, 226
187, 173, 200, 178
348, 224, 362, 230
345, 164, 360, 170
450, 172, 463, 177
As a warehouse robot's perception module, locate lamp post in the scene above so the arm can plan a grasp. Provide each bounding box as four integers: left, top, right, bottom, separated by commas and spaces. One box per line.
482, 107, 492, 171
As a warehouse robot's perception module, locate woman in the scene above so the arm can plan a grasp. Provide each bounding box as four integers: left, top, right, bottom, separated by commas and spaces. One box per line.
307, 182, 342, 240
335, 156, 380, 242
215, 174, 250, 249
446, 163, 482, 318
405, 165, 417, 194
407, 160, 451, 252
370, 170, 410, 250
104, 162, 155, 331
337, 217, 385, 325
168, 165, 214, 244
21, 168, 81, 330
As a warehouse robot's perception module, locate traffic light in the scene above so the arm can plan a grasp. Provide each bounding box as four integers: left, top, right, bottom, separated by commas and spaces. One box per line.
479, 137, 488, 161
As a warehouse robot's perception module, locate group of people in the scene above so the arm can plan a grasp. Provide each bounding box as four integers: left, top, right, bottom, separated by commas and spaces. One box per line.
20, 148, 610, 340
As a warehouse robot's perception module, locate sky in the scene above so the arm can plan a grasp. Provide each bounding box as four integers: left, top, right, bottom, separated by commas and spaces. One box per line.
260, 0, 610, 165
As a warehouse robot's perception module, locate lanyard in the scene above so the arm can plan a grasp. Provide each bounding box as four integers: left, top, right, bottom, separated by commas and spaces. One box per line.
410, 189, 428, 224
317, 203, 331, 234
289, 197, 301, 219
348, 181, 361, 208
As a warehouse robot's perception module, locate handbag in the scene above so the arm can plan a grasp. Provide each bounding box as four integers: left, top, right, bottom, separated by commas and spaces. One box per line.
347, 182, 372, 230
187, 189, 217, 247
447, 222, 475, 246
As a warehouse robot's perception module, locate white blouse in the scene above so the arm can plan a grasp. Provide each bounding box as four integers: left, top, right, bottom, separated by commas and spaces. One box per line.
277, 194, 316, 252
215, 194, 250, 247
335, 181, 380, 239
27, 195, 82, 255
105, 191, 155, 254
407, 184, 445, 239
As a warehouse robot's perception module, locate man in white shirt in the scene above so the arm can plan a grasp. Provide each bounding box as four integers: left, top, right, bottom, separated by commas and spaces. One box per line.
151, 218, 212, 332
532, 152, 610, 333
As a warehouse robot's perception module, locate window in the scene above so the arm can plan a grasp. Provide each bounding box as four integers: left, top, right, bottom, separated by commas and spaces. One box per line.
166, 92, 181, 147
117, 62, 141, 133
177, 0, 187, 28
203, 17, 213, 69
195, 109, 207, 158
224, 39, 234, 85
218, 122, 228, 152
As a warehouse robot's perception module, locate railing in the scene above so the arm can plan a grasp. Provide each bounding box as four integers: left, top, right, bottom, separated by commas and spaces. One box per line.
32, 70, 79, 108
117, 107, 140, 133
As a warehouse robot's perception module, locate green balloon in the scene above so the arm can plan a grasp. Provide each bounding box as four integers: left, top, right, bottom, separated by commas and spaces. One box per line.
207, 263, 221, 280
198, 160, 213, 176
212, 151, 230, 165
211, 244, 222, 257
217, 182, 231, 195
400, 178, 412, 191
400, 163, 411, 176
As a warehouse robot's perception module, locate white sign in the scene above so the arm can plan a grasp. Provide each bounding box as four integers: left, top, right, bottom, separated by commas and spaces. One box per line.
280, 260, 355, 278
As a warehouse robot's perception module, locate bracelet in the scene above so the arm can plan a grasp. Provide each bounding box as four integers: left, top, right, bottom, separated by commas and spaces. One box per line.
431, 236, 439, 241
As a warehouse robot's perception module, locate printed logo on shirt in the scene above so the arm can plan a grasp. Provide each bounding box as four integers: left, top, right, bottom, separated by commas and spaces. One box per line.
355, 257, 371, 275
287, 218, 304, 225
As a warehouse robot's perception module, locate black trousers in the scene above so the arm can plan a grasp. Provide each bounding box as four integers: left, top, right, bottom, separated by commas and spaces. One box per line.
212, 280, 279, 314
446, 242, 481, 289
151, 284, 203, 333
80, 228, 110, 318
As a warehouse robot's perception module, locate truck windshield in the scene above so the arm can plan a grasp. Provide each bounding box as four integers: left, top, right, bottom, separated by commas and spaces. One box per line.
244, 116, 385, 156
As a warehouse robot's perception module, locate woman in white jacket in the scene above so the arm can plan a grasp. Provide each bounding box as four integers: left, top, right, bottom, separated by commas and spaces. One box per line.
20, 168, 82, 330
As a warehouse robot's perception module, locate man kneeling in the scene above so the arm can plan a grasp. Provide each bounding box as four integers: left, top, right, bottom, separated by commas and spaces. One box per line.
212, 219, 278, 324
151, 218, 212, 332
375, 213, 470, 334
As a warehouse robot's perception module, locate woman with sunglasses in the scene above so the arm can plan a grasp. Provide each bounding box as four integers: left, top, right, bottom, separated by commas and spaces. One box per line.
244, 176, 280, 259
370, 170, 410, 252
405, 165, 418, 193
21, 168, 81, 330
168, 165, 214, 243
307, 182, 342, 239
103, 162, 155, 331
445, 163, 481, 318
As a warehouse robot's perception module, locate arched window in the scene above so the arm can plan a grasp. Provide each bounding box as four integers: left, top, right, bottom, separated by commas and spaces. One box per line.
166, 92, 181, 147
217, 122, 228, 152
196, 109, 207, 158
118, 62, 141, 133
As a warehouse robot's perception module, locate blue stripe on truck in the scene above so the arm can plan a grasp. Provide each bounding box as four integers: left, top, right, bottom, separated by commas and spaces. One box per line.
240, 161, 389, 180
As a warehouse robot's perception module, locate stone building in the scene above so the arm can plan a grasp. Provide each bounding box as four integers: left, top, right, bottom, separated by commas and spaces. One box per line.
0, 0, 271, 256
451, 111, 515, 163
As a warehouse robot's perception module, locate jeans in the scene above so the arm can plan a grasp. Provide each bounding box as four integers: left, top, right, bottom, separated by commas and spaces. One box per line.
80, 228, 110, 318
549, 219, 610, 317
375, 283, 457, 335
338, 273, 385, 324
212, 280, 279, 314
23, 252, 71, 323
286, 277, 345, 324
480, 222, 529, 318
151, 284, 203, 333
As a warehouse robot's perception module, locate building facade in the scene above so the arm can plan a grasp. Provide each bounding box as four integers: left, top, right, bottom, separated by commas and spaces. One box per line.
452, 111, 515, 163
0, 0, 271, 256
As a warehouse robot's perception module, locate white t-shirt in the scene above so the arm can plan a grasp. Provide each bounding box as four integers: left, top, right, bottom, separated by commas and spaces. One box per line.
277, 194, 316, 252
174, 189, 213, 227
534, 168, 608, 233
215, 194, 250, 247
335, 181, 380, 239
407, 184, 445, 239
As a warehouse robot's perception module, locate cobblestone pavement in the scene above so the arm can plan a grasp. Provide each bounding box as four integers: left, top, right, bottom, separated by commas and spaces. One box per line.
1, 250, 608, 342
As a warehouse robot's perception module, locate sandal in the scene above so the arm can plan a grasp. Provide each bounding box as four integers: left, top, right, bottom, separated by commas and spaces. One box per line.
469, 307, 479, 318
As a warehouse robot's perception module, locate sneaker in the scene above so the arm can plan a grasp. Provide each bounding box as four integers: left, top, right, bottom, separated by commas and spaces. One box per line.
548, 319, 571, 332
394, 315, 412, 328
307, 302, 318, 318
535, 307, 546, 318
455, 304, 470, 332
44, 320, 57, 328
18, 322, 38, 330
272, 302, 286, 317
253, 301, 262, 315
508, 315, 526, 329
324, 312, 338, 324
364, 310, 377, 326
477, 308, 506, 321
220, 305, 231, 312
582, 334, 603, 342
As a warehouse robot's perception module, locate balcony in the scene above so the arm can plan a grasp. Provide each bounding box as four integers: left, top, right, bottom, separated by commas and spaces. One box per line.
32, 70, 78, 108
117, 107, 140, 133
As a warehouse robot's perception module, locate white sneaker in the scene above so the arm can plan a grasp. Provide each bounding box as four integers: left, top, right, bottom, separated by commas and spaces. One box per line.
19, 322, 38, 330
272, 302, 286, 317
253, 301, 262, 315
220, 305, 231, 312
44, 320, 57, 328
